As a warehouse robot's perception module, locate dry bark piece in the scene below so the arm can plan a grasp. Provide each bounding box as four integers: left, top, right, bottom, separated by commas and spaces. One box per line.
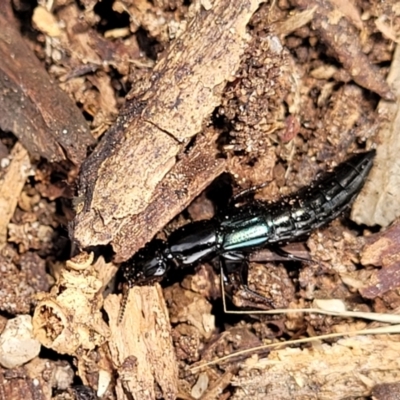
0, 142, 31, 248
104, 288, 178, 400
0, 1, 94, 164
113, 129, 225, 261
291, 0, 395, 101
231, 335, 400, 399
360, 262, 400, 300
32, 251, 115, 395
54, 2, 135, 133
72, 0, 262, 260
361, 220, 400, 268
352, 44, 400, 227
272, 7, 317, 37
359, 220, 400, 299
41, 0, 145, 138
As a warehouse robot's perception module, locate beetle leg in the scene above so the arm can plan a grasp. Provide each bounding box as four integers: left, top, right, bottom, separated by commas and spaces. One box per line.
269, 245, 315, 263
230, 182, 269, 206
222, 254, 275, 307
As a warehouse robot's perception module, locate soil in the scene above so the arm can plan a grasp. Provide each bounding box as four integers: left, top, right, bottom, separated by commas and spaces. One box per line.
1, 0, 400, 399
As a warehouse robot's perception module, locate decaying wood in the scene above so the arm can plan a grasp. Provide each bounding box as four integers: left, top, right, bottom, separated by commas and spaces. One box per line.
352, 43, 400, 227
72, 0, 262, 260
231, 335, 400, 400
113, 129, 225, 261
32, 253, 118, 395
32, 253, 113, 356
0, 142, 30, 248
0, 1, 94, 165
104, 288, 178, 400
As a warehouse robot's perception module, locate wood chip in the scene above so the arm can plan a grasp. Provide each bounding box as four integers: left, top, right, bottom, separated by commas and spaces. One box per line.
231, 335, 400, 399
104, 288, 178, 400
0, 2, 94, 164
0, 142, 30, 248
352, 43, 400, 227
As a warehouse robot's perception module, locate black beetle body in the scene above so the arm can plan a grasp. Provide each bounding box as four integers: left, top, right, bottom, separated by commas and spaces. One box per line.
123, 150, 375, 289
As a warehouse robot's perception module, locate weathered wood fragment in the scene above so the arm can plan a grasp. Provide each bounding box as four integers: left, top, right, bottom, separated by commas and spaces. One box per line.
105, 289, 178, 400
0, 1, 94, 164
0, 143, 30, 248
72, 0, 262, 260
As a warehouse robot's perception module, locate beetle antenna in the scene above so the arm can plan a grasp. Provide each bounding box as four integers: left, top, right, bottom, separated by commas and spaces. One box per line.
118, 284, 131, 325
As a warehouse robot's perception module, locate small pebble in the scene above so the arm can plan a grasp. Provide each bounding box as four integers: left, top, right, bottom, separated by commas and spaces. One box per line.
0, 315, 41, 368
